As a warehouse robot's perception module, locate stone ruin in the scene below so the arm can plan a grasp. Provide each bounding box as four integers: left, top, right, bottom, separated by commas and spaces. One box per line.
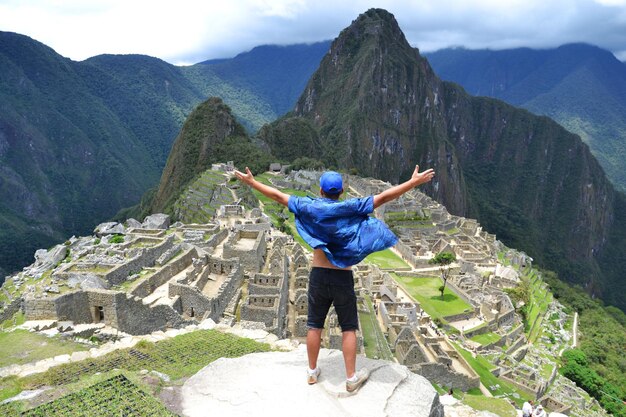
0, 169, 597, 415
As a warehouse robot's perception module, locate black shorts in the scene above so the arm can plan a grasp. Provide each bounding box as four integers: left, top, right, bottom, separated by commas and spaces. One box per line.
307, 267, 358, 332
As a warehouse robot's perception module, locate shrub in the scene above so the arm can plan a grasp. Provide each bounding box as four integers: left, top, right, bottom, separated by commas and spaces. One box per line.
109, 235, 125, 244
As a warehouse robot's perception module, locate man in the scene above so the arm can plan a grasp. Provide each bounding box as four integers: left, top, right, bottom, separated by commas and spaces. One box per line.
522, 400, 534, 417
234, 165, 435, 392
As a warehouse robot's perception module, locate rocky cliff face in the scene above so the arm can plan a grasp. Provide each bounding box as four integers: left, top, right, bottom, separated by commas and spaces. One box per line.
260, 9, 620, 303
286, 9, 468, 214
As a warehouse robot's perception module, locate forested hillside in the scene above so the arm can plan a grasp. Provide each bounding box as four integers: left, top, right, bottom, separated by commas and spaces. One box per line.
425, 44, 626, 192
0, 33, 326, 281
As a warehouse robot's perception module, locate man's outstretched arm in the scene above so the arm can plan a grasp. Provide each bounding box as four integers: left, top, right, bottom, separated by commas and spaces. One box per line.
373, 165, 435, 209
234, 167, 290, 207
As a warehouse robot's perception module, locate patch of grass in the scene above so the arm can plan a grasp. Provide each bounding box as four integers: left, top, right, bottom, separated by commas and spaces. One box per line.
1, 311, 25, 330
452, 342, 530, 406
108, 234, 125, 244
11, 373, 176, 417
18, 330, 270, 390
539, 362, 555, 380
365, 249, 410, 269
391, 274, 472, 319
466, 387, 483, 396
463, 394, 517, 417
525, 276, 553, 342
0, 375, 24, 405
470, 332, 501, 346
359, 294, 394, 361
0, 329, 88, 368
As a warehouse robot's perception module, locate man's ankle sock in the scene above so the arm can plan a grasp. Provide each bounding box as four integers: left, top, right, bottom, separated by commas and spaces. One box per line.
347, 373, 358, 382
308, 367, 318, 375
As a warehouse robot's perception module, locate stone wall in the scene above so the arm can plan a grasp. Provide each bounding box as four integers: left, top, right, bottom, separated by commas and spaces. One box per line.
222, 230, 266, 274
500, 371, 546, 398
294, 315, 308, 337
463, 324, 490, 339
24, 297, 58, 320
169, 261, 243, 322
114, 292, 187, 335
442, 309, 478, 323
103, 235, 175, 286
169, 282, 212, 318
444, 280, 477, 308
504, 323, 524, 344
25, 287, 188, 335
395, 240, 419, 268
205, 228, 229, 249
506, 335, 527, 354
131, 247, 197, 298
0, 297, 22, 322
241, 261, 289, 338
417, 362, 480, 391
241, 298, 278, 328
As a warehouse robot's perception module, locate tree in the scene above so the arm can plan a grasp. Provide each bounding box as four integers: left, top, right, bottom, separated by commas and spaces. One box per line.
429, 252, 456, 299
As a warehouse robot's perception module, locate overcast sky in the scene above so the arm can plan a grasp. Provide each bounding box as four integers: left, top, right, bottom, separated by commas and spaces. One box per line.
1, 0, 625, 65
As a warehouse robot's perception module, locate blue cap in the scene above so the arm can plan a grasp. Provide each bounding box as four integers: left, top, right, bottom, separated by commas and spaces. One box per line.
320, 171, 343, 194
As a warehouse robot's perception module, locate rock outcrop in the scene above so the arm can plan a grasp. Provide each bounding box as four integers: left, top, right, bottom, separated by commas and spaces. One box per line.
181, 347, 444, 417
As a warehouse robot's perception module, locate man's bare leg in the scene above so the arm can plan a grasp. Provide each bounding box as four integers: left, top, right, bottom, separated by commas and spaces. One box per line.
342, 330, 357, 378
307, 328, 323, 370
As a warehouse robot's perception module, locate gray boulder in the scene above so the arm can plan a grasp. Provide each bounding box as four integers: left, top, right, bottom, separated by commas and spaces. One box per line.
142, 213, 170, 229
93, 222, 126, 236
181, 348, 443, 417
67, 274, 107, 290
125, 218, 143, 229
24, 245, 68, 278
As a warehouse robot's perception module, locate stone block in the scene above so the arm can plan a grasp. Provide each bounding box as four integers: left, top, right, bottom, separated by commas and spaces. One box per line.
143, 214, 170, 229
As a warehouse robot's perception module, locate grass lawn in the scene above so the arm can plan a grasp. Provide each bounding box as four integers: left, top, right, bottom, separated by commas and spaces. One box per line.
470, 332, 501, 346
0, 329, 88, 368
391, 274, 472, 319
0, 329, 271, 408
463, 394, 517, 417
359, 294, 394, 361
452, 342, 530, 406
526, 275, 553, 342
1, 311, 25, 330
365, 249, 410, 269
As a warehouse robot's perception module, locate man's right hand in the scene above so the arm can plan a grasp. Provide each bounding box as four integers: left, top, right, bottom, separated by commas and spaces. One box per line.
234, 167, 255, 186
234, 167, 290, 206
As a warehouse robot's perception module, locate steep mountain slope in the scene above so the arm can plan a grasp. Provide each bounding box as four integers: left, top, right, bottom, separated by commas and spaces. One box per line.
0, 32, 158, 279
259, 9, 625, 309
1, 32, 319, 280
425, 44, 626, 192
149, 97, 271, 213
199, 42, 331, 117
77, 54, 204, 168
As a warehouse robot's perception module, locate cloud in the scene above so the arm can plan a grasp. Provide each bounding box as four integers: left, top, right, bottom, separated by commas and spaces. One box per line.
1, 0, 625, 65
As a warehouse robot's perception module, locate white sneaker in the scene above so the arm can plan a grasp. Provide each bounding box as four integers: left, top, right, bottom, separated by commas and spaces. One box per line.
346, 368, 369, 392
307, 368, 320, 385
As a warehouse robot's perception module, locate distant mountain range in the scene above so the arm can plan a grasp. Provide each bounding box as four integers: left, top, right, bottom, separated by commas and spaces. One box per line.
424, 43, 626, 192
0, 32, 327, 280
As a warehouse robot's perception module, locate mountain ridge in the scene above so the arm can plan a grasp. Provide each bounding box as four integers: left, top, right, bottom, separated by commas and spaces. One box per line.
424, 43, 626, 192
257, 8, 625, 309
0, 32, 325, 280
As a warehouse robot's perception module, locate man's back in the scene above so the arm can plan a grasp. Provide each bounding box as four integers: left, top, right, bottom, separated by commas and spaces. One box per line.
288, 195, 397, 268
